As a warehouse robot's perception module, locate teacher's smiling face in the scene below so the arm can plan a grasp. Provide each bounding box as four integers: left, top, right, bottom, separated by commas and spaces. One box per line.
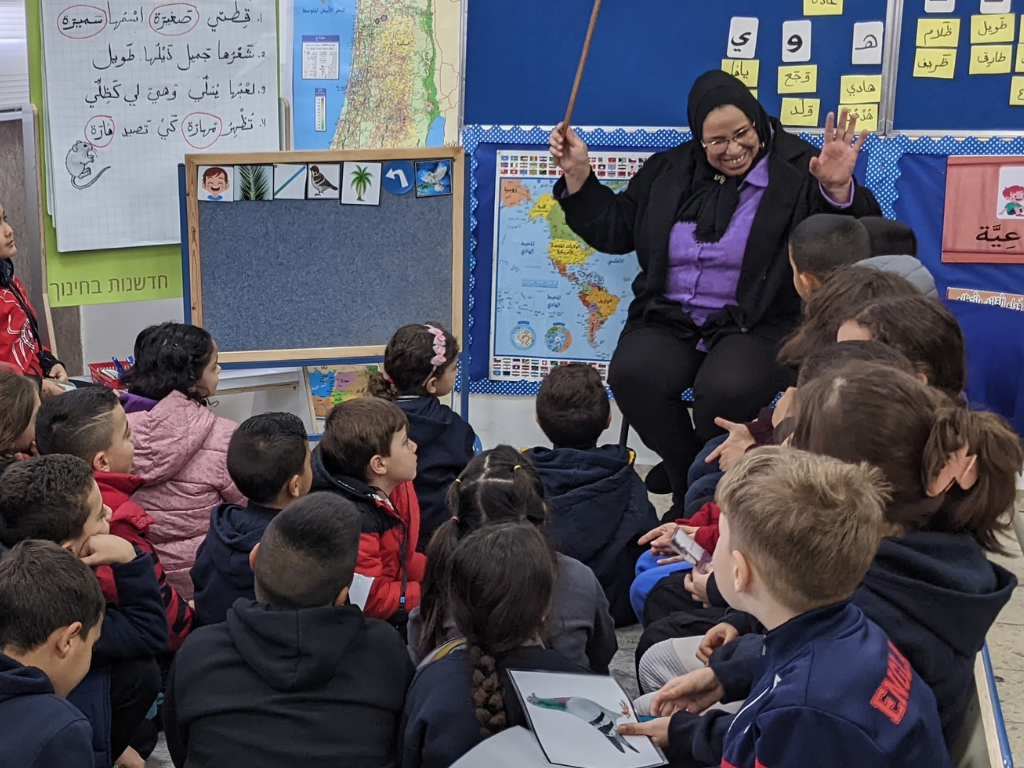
701, 105, 761, 178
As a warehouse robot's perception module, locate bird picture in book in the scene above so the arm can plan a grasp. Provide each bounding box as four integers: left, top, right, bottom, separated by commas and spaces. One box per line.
941, 158, 1024, 265
41, 0, 279, 251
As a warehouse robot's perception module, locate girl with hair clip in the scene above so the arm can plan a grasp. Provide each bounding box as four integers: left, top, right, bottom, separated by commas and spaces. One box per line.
639, 363, 1021, 762
367, 323, 478, 549
837, 293, 966, 400
407, 445, 616, 674
119, 322, 244, 599
401, 522, 591, 768
0, 367, 40, 479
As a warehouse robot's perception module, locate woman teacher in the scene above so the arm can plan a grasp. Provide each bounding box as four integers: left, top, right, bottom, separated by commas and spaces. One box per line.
549, 69, 880, 512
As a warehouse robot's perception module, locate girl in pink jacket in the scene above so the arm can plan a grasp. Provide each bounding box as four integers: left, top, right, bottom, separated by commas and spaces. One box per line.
120, 322, 244, 599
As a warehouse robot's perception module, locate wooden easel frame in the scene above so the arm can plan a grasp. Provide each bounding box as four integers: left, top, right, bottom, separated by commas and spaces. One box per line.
183, 147, 464, 366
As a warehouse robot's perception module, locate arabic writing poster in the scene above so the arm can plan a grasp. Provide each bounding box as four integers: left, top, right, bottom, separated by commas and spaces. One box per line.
942, 157, 1024, 265
40, 0, 279, 252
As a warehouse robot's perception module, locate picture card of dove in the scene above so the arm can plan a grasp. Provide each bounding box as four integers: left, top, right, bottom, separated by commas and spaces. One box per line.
233, 165, 272, 201
306, 164, 340, 199
781, 20, 813, 63
415, 159, 454, 198
198, 166, 235, 203
342, 162, 383, 206
273, 164, 308, 200
507, 670, 667, 768
726, 17, 759, 59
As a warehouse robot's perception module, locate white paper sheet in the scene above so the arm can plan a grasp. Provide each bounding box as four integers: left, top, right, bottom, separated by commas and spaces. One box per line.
349, 573, 373, 609
40, 0, 280, 252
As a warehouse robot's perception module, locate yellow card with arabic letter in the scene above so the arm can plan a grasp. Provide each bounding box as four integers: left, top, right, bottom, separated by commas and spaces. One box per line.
970, 45, 1013, 74
1016, 43, 1024, 73
780, 97, 821, 127
1011, 76, 1024, 106
804, 0, 842, 16
721, 59, 760, 87
971, 13, 1016, 44
777, 65, 818, 94
839, 75, 882, 104
913, 48, 958, 78
839, 103, 879, 132
917, 18, 961, 47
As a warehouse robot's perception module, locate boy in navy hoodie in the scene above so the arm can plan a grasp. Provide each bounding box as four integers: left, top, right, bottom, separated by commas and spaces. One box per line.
621, 448, 951, 768
0, 540, 105, 768
524, 364, 658, 626
0, 455, 165, 768
191, 412, 313, 627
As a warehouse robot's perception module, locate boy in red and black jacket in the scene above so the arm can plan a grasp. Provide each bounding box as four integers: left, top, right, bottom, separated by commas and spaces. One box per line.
0, 204, 67, 383
309, 396, 424, 628
34, 387, 194, 650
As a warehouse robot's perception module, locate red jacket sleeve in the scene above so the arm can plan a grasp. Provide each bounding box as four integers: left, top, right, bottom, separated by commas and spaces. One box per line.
356, 532, 423, 621
678, 502, 721, 554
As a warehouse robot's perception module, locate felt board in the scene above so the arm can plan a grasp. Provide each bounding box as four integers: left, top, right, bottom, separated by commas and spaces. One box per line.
892, 3, 1024, 133
183, 149, 464, 365
464, 0, 892, 130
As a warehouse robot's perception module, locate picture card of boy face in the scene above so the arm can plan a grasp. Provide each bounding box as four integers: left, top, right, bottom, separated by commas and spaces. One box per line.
507, 670, 666, 768
199, 166, 234, 202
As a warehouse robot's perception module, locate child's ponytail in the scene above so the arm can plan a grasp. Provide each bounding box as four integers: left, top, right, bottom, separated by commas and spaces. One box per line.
417, 516, 465, 657
924, 407, 1023, 554
467, 644, 506, 737
366, 371, 399, 401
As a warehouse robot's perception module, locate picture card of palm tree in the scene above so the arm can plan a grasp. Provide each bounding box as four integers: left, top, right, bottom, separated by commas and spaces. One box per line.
341, 162, 382, 206
233, 165, 273, 201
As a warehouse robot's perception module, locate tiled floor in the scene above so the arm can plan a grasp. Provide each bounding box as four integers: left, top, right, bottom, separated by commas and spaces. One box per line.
146, 479, 1024, 767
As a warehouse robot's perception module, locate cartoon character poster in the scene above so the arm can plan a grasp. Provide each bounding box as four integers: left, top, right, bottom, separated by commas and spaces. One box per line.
942, 157, 1024, 264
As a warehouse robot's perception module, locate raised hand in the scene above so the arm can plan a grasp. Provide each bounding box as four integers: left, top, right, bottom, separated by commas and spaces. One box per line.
549, 122, 591, 194
808, 109, 868, 204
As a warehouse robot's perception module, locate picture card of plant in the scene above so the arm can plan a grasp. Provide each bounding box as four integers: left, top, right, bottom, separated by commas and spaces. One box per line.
233, 165, 272, 201
341, 162, 382, 206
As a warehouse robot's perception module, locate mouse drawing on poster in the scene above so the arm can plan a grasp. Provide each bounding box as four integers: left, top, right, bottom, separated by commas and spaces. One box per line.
66, 141, 112, 190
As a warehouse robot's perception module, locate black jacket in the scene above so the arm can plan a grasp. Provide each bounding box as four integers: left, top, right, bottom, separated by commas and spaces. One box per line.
164, 599, 414, 768
680, 531, 1018, 766
0, 653, 93, 768
554, 121, 881, 347
525, 444, 658, 627
401, 645, 588, 768
191, 501, 281, 627
395, 396, 476, 550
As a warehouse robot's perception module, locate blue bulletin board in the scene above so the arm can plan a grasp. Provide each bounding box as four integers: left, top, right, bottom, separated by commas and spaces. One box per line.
892, 1, 1024, 132
465, 0, 892, 131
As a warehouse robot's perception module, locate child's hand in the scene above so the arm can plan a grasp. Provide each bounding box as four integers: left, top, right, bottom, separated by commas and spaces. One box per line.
80, 534, 137, 567
772, 387, 798, 426
697, 622, 741, 664
638, 522, 678, 555
48, 364, 69, 382
706, 418, 756, 472
617, 717, 669, 748
651, 667, 726, 717
684, 569, 712, 607
113, 746, 146, 768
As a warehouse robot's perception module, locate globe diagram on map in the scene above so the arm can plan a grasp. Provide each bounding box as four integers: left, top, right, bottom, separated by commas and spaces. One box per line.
492, 177, 637, 363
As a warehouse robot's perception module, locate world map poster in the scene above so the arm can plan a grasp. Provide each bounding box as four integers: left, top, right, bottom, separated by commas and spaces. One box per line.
289, 0, 461, 149
489, 151, 649, 382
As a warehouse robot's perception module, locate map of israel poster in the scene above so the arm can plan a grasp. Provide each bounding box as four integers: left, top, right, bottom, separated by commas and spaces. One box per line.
289, 0, 461, 150
490, 151, 649, 382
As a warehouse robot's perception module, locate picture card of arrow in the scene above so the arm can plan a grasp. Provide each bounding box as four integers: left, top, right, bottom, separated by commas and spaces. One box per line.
42, 0, 279, 252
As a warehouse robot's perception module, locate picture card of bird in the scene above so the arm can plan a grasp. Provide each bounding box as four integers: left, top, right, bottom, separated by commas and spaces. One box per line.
341, 162, 383, 206
306, 164, 341, 200
507, 670, 667, 768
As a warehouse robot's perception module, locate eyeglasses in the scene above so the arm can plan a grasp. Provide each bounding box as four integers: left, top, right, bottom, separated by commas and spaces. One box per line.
702, 123, 756, 155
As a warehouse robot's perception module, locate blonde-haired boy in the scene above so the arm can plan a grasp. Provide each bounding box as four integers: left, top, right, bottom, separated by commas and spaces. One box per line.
622, 447, 951, 768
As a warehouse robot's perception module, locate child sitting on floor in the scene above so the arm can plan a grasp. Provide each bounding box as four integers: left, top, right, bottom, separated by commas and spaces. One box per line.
622, 447, 952, 768
309, 396, 424, 627
34, 387, 194, 651
192, 412, 312, 627
786, 213, 872, 299
0, 455, 166, 768
409, 446, 616, 673
367, 323, 477, 550
0, 540, 106, 768
165, 493, 413, 768
119, 322, 244, 600
858, 216, 937, 296
401, 522, 591, 768
524, 363, 658, 627
0, 367, 40, 479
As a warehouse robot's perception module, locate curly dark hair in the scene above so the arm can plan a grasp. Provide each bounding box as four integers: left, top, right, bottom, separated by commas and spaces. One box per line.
120, 322, 216, 405
367, 323, 460, 399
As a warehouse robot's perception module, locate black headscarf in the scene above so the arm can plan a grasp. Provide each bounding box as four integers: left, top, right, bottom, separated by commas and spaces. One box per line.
677, 70, 773, 243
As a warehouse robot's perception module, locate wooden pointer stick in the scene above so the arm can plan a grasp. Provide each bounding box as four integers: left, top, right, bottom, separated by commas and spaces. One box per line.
561, 0, 603, 135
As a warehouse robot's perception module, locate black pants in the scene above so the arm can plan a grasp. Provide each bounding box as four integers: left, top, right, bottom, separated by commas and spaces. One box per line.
608, 326, 791, 507
110, 658, 161, 761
